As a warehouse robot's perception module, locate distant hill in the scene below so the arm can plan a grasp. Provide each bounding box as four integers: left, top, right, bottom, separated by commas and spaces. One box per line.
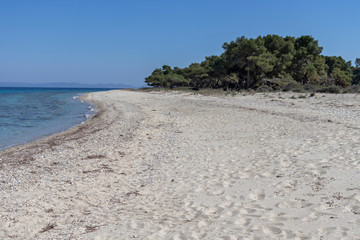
0, 82, 135, 89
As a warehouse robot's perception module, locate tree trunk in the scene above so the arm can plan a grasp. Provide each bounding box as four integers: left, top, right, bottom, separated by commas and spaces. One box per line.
246, 68, 251, 89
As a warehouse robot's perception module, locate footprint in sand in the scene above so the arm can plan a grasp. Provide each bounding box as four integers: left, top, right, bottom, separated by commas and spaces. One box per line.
262, 225, 283, 236
248, 191, 265, 200
302, 211, 320, 222
277, 200, 312, 209
234, 217, 251, 226
239, 208, 257, 214
219, 210, 236, 219
318, 227, 349, 238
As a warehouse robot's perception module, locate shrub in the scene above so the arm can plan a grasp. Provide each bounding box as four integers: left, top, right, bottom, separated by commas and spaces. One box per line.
282, 81, 305, 92
256, 85, 273, 92
276, 77, 295, 87
291, 86, 306, 93
273, 86, 282, 92
303, 84, 322, 92
343, 85, 360, 93
317, 85, 342, 94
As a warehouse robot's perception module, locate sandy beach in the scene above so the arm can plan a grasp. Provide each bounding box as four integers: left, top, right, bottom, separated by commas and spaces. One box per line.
1, 90, 360, 239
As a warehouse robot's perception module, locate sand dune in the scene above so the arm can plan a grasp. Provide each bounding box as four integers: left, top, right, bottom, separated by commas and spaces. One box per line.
1, 90, 360, 239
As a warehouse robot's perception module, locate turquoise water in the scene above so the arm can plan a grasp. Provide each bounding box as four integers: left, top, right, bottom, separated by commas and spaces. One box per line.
0, 87, 112, 150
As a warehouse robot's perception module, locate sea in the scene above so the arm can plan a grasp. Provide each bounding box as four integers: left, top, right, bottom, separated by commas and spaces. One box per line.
0, 87, 114, 151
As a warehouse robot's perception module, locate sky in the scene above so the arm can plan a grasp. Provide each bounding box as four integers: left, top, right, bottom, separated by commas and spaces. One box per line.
0, 0, 359, 87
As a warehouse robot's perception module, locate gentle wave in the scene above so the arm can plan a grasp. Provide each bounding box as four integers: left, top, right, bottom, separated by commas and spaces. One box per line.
0, 87, 113, 151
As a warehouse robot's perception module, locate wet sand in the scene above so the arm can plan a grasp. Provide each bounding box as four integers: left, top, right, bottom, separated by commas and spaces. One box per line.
1, 90, 360, 239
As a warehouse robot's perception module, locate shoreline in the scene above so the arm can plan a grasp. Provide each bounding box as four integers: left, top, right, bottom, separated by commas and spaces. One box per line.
0, 88, 113, 153
1, 90, 360, 239
0, 92, 104, 164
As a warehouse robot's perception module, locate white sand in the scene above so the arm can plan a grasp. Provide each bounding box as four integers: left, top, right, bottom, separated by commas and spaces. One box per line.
1, 90, 360, 239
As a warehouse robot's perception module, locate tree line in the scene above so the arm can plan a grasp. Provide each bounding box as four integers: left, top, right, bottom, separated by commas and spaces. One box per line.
145, 35, 360, 92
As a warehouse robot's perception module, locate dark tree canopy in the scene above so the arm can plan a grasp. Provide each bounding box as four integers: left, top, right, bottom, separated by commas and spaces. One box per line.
145, 35, 357, 91
353, 58, 360, 85
325, 56, 353, 87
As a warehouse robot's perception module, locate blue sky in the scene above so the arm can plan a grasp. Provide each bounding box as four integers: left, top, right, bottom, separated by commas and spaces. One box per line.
0, 0, 358, 87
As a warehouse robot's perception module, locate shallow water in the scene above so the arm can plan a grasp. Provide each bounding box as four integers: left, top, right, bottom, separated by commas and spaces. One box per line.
0, 87, 112, 150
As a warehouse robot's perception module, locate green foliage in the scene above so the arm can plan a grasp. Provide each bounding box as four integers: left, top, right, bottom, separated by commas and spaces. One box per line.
200, 56, 226, 88
325, 56, 352, 87
145, 35, 357, 92
273, 86, 282, 92
356, 58, 360, 68
317, 85, 342, 94
222, 36, 262, 89
330, 68, 351, 87
282, 81, 305, 92
303, 84, 322, 92
290, 36, 326, 84
263, 35, 295, 78
145, 68, 167, 87
145, 65, 189, 88
166, 73, 189, 88
352, 58, 360, 85
221, 73, 239, 90
343, 85, 360, 93
256, 85, 273, 92
183, 63, 209, 89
